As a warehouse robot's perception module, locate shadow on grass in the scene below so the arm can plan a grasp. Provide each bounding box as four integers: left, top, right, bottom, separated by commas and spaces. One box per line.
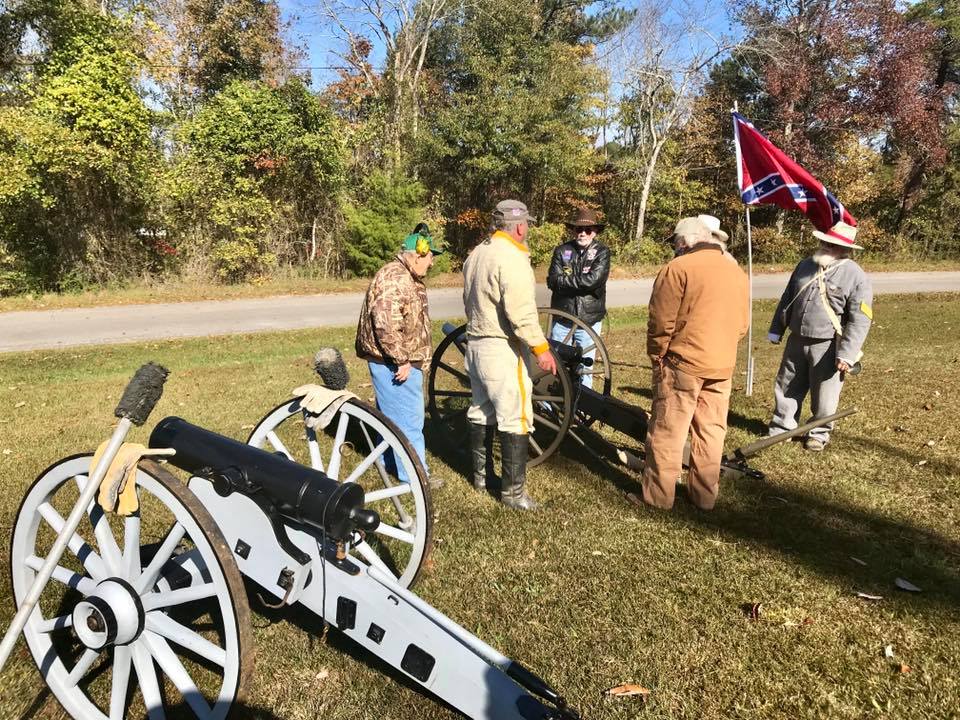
549, 423, 960, 612
843, 431, 960, 477
13, 689, 287, 720
667, 475, 960, 612
246, 579, 462, 717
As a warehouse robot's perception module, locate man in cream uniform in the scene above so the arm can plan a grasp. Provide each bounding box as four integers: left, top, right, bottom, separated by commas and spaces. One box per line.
462, 200, 557, 510
768, 221, 873, 450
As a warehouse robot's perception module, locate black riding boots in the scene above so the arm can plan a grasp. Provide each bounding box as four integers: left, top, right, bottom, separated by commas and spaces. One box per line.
499, 431, 538, 511
469, 423, 496, 491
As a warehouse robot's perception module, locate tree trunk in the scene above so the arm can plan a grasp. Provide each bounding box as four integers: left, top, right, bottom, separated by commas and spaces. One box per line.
895, 160, 926, 233
310, 216, 318, 261
634, 141, 665, 244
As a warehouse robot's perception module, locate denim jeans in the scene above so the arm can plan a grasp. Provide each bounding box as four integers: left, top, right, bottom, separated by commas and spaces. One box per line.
549, 319, 603, 388
368, 361, 427, 483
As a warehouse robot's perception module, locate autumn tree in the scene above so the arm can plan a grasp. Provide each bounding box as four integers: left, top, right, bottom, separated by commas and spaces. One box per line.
145, 0, 292, 112
608, 0, 736, 247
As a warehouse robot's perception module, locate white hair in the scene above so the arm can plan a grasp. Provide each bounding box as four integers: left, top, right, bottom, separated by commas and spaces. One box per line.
674, 228, 717, 250
493, 217, 525, 233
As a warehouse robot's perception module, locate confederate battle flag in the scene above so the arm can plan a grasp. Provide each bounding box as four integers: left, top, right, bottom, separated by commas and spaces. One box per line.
732, 111, 856, 232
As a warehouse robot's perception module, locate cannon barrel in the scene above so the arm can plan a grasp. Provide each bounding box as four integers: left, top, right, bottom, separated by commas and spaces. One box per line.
149, 417, 378, 541
724, 407, 859, 462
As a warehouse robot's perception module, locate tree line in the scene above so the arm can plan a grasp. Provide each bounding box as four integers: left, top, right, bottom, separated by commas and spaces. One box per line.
1, 0, 957, 295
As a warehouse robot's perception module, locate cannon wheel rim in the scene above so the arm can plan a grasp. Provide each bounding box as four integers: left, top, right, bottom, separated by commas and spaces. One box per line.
427, 323, 575, 468
10, 454, 253, 720
539, 307, 612, 427
247, 397, 433, 589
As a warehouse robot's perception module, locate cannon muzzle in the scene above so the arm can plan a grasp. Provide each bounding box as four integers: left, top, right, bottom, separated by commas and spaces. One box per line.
150, 417, 376, 541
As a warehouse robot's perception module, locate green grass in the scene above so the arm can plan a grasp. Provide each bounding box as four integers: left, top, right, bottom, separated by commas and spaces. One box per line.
0, 295, 958, 719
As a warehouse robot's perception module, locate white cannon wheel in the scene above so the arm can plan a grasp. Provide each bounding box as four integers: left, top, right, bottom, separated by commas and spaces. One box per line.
247, 398, 432, 589
10, 455, 253, 720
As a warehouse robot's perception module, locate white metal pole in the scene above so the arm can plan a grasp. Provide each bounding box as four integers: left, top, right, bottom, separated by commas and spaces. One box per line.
0, 419, 132, 672
745, 206, 755, 396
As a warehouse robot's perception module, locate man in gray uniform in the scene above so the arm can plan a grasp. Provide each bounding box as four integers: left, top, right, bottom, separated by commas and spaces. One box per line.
768, 221, 873, 450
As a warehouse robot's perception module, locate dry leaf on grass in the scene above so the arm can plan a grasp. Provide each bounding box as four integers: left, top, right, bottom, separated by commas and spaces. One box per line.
896, 663, 911, 674
606, 683, 651, 698
923, 403, 933, 411
884, 645, 895, 659
856, 591, 883, 601
895, 577, 922, 592
850, 556, 868, 566
14, 401, 25, 408
741, 602, 763, 620
315, 669, 330, 681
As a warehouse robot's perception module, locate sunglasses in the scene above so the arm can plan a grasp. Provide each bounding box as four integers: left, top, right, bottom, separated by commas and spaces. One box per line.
573, 226, 598, 234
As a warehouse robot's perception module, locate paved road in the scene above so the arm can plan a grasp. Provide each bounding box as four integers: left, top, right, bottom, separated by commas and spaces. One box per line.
2, 271, 959, 353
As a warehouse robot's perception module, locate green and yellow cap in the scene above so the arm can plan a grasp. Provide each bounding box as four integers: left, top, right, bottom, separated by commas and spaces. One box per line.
402, 223, 445, 256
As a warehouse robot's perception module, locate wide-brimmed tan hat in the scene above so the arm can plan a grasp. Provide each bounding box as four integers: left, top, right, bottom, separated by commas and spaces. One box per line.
564, 208, 605, 231
667, 216, 711, 244
697, 214, 729, 243
812, 221, 862, 250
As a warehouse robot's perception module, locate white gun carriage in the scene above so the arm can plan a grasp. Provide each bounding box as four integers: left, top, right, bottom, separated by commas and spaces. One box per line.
1, 362, 579, 720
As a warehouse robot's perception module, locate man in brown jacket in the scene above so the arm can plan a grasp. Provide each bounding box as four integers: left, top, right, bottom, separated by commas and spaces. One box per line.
356, 224, 444, 489
640, 216, 749, 510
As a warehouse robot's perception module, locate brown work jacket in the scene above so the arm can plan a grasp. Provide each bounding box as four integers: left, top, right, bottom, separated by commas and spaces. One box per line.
647, 243, 750, 379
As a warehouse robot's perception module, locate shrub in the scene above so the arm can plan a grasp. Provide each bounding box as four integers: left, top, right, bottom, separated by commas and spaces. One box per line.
527, 222, 566, 267
747, 226, 804, 264
170, 78, 345, 281
342, 172, 428, 276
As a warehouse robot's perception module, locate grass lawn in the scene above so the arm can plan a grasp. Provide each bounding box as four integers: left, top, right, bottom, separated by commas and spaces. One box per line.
0, 294, 958, 719
2, 257, 958, 313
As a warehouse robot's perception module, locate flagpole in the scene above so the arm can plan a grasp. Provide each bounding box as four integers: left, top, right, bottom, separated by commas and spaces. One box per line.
734, 100, 756, 397
745, 206, 755, 396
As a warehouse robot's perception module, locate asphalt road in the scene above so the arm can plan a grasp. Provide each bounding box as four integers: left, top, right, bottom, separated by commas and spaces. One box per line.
2, 271, 959, 353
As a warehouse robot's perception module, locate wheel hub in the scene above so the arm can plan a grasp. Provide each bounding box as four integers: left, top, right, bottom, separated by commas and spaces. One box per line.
72, 578, 145, 650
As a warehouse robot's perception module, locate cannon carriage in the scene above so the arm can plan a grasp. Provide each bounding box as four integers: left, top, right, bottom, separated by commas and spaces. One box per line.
1, 364, 579, 720
428, 309, 856, 480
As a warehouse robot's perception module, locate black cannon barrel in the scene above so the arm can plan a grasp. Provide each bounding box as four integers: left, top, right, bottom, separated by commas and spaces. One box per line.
149, 417, 377, 540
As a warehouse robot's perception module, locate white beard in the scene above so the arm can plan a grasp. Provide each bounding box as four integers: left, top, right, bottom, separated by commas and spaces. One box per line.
812, 248, 837, 267
575, 237, 592, 249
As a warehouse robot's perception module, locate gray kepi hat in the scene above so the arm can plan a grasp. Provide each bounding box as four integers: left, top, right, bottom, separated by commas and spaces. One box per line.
493, 199, 534, 225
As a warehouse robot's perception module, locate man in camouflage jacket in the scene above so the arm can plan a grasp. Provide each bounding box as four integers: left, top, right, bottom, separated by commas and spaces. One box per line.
356, 226, 444, 488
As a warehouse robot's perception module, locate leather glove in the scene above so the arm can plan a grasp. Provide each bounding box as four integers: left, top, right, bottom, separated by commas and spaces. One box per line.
91, 442, 175, 515
293, 384, 334, 414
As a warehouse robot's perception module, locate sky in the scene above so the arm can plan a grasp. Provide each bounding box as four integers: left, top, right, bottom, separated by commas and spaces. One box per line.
276, 0, 738, 91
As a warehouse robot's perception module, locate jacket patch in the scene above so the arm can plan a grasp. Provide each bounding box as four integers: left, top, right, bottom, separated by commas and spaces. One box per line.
586, 248, 597, 260
860, 301, 873, 320
582, 266, 591, 273
562, 250, 573, 261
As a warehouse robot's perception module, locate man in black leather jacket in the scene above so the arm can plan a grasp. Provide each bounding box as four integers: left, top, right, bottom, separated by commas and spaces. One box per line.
546, 208, 611, 387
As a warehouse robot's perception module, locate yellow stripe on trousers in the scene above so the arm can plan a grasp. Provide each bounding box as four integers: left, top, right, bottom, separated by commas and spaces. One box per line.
517, 356, 528, 434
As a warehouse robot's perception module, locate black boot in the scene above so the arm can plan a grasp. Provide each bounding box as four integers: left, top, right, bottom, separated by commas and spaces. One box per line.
469, 423, 495, 491
499, 432, 537, 510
